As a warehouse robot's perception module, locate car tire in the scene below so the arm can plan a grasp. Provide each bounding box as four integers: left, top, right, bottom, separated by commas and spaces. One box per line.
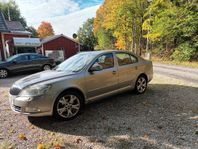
53, 91, 83, 120
135, 75, 147, 94
0, 69, 8, 78
42, 64, 51, 71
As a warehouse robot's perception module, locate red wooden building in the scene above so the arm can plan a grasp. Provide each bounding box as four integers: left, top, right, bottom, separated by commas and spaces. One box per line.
0, 11, 81, 62
0, 12, 31, 60
39, 34, 80, 62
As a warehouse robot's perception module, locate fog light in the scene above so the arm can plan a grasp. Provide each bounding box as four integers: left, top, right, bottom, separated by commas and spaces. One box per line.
25, 107, 41, 113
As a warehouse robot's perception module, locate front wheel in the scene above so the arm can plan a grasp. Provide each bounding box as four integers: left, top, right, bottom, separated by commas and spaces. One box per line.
135, 75, 147, 94
42, 64, 51, 71
53, 91, 83, 120
0, 69, 8, 78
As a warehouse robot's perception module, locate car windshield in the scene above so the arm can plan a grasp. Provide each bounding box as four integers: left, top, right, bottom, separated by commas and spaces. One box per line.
6, 55, 18, 61
55, 52, 96, 72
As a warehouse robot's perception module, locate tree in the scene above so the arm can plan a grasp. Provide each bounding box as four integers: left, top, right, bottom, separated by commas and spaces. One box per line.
143, 0, 198, 60
94, 0, 148, 54
0, 0, 27, 27
37, 21, 54, 38
26, 26, 38, 37
77, 18, 97, 51
94, 5, 115, 50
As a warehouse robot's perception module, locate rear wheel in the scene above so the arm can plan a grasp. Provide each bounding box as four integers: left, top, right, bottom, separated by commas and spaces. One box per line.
0, 69, 8, 78
42, 64, 51, 71
53, 91, 83, 120
135, 75, 147, 94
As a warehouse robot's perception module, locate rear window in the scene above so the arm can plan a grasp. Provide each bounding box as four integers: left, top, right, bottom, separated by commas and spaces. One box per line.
15, 55, 29, 61
116, 53, 138, 66
30, 54, 46, 60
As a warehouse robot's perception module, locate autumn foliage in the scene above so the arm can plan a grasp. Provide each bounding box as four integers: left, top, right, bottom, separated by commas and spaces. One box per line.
37, 21, 54, 38
93, 0, 198, 61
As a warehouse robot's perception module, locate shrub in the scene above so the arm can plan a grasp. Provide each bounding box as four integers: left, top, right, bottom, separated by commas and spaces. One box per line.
171, 43, 196, 61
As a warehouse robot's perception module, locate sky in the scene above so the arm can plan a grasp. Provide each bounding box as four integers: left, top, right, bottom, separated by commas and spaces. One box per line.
13, 0, 103, 37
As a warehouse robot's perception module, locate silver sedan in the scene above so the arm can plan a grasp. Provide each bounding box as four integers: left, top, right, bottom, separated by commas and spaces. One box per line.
9, 50, 153, 120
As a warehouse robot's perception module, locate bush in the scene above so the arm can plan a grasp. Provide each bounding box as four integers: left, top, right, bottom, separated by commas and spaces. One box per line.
171, 43, 196, 61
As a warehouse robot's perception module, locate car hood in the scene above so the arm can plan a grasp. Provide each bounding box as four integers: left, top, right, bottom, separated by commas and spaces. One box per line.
14, 70, 75, 89
0, 61, 9, 66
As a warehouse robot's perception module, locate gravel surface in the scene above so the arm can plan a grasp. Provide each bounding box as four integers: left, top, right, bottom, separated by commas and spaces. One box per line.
0, 68, 198, 149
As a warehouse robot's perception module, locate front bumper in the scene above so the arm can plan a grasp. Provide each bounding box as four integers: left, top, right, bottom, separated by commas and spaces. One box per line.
9, 94, 53, 117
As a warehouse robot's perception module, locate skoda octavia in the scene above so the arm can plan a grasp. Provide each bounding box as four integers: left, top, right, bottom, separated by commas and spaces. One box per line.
9, 50, 153, 120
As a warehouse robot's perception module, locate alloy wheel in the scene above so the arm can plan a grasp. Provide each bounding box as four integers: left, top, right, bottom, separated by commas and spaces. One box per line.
136, 76, 147, 93
56, 95, 81, 119
0, 69, 8, 78
43, 65, 51, 70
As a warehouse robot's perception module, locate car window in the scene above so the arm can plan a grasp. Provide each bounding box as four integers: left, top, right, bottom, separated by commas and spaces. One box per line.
93, 53, 114, 70
116, 53, 138, 66
130, 54, 138, 63
30, 54, 47, 60
14, 55, 29, 61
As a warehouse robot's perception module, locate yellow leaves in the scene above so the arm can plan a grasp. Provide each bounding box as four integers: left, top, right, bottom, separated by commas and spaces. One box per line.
18, 133, 27, 141
115, 39, 125, 49
143, 33, 161, 42
37, 143, 63, 149
37, 143, 44, 149
142, 19, 150, 31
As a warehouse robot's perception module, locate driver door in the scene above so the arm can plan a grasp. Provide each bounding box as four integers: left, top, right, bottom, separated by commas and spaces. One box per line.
10, 55, 30, 72
85, 53, 119, 100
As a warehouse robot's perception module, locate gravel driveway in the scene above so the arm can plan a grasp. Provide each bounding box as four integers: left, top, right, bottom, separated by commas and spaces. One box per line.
0, 67, 198, 149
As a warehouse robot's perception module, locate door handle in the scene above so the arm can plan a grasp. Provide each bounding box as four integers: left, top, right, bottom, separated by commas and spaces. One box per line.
112, 70, 117, 74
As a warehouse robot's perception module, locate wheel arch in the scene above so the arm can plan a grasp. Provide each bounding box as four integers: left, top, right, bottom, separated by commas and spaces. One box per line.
52, 87, 86, 112
137, 73, 148, 82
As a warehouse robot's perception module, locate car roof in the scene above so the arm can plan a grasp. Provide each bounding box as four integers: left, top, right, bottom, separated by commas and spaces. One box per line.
79, 50, 135, 55
14, 53, 43, 56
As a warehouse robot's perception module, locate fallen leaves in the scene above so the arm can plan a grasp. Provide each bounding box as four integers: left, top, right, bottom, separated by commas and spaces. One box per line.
76, 138, 83, 144
18, 133, 27, 141
37, 143, 44, 149
143, 133, 149, 139
54, 144, 61, 149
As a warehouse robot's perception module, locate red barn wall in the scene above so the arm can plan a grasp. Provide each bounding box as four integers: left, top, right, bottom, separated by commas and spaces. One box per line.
0, 33, 29, 60
0, 33, 4, 60
42, 36, 79, 59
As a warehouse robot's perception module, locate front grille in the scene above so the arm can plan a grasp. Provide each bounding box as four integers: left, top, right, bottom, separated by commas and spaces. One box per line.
10, 87, 21, 95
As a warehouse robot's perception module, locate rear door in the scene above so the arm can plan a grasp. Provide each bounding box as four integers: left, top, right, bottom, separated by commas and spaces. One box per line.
85, 53, 119, 99
29, 54, 44, 70
115, 52, 139, 89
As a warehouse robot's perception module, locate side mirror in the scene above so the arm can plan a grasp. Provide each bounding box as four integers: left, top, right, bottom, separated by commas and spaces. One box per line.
89, 63, 103, 72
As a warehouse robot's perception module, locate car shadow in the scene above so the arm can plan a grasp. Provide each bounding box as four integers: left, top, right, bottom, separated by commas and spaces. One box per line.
28, 84, 198, 148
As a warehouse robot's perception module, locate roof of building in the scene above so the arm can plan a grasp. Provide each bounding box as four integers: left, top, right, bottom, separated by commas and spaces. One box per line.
0, 11, 31, 34
6, 21, 26, 31
0, 12, 9, 32
41, 34, 79, 44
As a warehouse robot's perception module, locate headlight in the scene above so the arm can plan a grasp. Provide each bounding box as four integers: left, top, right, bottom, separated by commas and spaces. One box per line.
19, 84, 51, 96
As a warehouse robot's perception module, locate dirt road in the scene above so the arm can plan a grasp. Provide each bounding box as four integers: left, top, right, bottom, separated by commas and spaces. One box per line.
154, 63, 198, 84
